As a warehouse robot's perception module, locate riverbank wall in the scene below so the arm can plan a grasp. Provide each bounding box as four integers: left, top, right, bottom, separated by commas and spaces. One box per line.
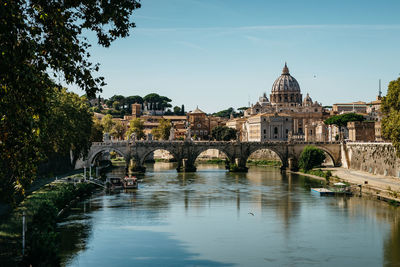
344, 142, 400, 177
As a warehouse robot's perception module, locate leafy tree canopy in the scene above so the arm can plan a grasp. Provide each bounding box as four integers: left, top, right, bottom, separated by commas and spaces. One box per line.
381, 77, 400, 156
298, 145, 326, 171
111, 121, 126, 140
213, 107, 236, 118
211, 126, 237, 141
0, 0, 140, 203
126, 118, 145, 140
152, 119, 172, 140
324, 113, 365, 128
101, 114, 115, 133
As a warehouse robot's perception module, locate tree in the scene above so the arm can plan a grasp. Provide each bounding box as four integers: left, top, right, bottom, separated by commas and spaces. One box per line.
126, 118, 145, 140
111, 121, 126, 140
181, 104, 185, 115
382, 77, 400, 156
90, 119, 104, 142
101, 114, 115, 133
143, 93, 172, 112
152, 119, 172, 140
298, 146, 326, 171
113, 101, 121, 111
324, 113, 365, 139
40, 88, 93, 166
97, 96, 102, 110
213, 107, 237, 118
0, 0, 140, 203
212, 126, 237, 141
173, 106, 181, 115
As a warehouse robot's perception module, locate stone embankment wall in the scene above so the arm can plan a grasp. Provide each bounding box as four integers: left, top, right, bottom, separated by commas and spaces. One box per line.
345, 142, 400, 177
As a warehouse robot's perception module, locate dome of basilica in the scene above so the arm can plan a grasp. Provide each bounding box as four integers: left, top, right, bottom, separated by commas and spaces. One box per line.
271, 63, 301, 93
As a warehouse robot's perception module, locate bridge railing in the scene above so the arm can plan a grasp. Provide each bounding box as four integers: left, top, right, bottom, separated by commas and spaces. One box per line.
91, 140, 341, 146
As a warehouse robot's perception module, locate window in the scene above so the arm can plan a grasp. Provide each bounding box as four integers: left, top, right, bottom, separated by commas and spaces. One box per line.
286, 129, 289, 134
274, 127, 278, 134
263, 129, 266, 134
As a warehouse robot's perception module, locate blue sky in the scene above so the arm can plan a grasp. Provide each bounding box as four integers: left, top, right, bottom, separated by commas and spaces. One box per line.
73, 0, 400, 113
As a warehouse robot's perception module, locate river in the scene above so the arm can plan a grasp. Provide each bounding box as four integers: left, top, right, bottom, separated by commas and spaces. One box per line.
57, 163, 400, 267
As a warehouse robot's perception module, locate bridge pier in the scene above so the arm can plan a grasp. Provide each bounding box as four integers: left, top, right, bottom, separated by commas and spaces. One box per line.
129, 158, 146, 174
288, 157, 298, 171
228, 158, 248, 172
177, 159, 197, 172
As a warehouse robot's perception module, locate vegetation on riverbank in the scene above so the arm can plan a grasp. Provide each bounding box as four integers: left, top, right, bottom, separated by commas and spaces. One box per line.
0, 181, 96, 266
299, 169, 333, 182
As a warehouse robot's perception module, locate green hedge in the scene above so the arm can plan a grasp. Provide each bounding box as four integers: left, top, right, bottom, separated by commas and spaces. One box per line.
0, 182, 96, 266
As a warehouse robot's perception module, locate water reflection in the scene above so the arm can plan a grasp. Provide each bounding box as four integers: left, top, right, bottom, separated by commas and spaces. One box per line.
58, 163, 400, 267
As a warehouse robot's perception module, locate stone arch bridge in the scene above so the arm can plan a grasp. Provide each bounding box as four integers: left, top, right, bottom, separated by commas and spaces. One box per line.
84, 141, 341, 172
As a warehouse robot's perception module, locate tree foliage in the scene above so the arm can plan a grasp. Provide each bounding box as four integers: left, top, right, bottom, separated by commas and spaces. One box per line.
111, 121, 126, 140
152, 119, 172, 140
381, 77, 400, 156
127, 118, 145, 140
211, 126, 237, 141
101, 114, 115, 133
143, 93, 172, 111
0, 0, 140, 203
298, 146, 326, 171
90, 119, 104, 142
212, 107, 243, 118
324, 113, 365, 128
40, 88, 93, 165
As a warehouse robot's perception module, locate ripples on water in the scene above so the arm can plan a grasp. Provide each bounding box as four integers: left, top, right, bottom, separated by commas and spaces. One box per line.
58, 163, 400, 267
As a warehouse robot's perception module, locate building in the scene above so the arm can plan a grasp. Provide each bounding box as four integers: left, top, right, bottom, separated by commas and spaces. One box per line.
226, 117, 247, 141
304, 121, 329, 142
347, 121, 375, 142
242, 63, 327, 141
131, 103, 142, 118
332, 101, 367, 114
243, 113, 293, 142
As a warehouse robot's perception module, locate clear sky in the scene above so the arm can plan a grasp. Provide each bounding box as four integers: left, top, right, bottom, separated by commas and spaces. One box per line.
73, 0, 400, 113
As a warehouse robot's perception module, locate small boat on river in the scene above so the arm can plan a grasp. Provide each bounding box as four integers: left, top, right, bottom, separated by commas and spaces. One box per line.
122, 176, 138, 189
311, 183, 353, 196
106, 177, 123, 189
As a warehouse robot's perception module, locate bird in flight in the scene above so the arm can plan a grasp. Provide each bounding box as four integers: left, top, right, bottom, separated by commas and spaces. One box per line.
248, 212, 254, 216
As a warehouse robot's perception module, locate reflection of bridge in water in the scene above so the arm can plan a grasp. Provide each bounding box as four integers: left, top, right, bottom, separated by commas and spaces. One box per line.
85, 141, 341, 172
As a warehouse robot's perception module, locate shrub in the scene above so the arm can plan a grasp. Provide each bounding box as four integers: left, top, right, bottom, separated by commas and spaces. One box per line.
298, 146, 326, 171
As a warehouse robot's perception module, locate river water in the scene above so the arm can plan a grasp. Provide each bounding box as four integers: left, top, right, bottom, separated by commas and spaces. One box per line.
58, 163, 400, 267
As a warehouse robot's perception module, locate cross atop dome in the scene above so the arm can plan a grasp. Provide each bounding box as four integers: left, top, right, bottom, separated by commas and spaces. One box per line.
282, 62, 289, 75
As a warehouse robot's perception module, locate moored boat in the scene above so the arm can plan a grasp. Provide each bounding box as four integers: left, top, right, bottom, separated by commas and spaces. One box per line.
123, 176, 138, 189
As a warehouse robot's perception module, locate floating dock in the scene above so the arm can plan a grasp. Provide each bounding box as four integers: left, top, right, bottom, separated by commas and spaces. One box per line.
311, 188, 353, 196
311, 188, 335, 196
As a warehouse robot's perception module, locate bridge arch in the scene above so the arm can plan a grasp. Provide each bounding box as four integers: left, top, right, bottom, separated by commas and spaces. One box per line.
190, 146, 235, 165
312, 145, 339, 166
88, 147, 128, 167
139, 147, 180, 166
245, 146, 287, 168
